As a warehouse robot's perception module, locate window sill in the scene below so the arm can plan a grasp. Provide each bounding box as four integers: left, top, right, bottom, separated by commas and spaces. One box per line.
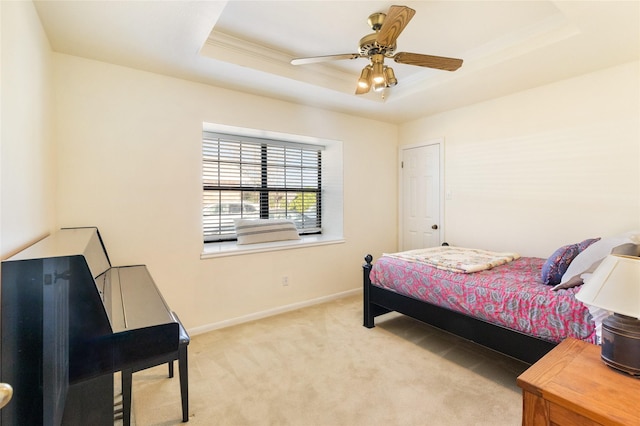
200, 234, 345, 259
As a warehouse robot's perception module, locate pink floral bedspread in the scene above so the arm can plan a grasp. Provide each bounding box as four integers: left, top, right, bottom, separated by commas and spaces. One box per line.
370, 255, 596, 344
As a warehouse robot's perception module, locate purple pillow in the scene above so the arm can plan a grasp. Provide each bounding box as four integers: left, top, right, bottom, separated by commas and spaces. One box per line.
578, 237, 600, 251
542, 244, 580, 285
541, 238, 601, 285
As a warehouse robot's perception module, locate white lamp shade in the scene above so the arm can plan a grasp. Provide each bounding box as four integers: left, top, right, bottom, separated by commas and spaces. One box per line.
575, 254, 640, 318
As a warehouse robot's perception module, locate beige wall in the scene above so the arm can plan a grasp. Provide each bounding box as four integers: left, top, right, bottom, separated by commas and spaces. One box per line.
1, 0, 398, 333
399, 61, 640, 258
1, 1, 57, 257
52, 54, 398, 332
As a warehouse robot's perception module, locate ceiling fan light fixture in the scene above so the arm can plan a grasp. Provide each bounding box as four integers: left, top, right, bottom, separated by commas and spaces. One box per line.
357, 66, 372, 89
384, 66, 397, 87
373, 81, 386, 92
372, 61, 385, 84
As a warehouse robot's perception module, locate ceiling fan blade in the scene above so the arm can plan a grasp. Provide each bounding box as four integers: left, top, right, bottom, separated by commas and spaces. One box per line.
393, 52, 463, 71
291, 53, 361, 65
376, 5, 416, 48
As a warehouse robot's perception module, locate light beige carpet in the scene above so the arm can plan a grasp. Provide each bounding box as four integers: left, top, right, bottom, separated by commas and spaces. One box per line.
125, 294, 528, 425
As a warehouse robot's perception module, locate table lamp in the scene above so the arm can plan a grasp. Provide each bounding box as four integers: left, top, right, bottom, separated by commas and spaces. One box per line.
575, 254, 640, 376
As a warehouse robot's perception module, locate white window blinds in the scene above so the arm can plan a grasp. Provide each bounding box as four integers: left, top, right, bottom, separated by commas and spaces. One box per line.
202, 131, 322, 242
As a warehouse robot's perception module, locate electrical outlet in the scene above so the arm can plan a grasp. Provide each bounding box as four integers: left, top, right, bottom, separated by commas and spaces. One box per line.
282, 276, 289, 286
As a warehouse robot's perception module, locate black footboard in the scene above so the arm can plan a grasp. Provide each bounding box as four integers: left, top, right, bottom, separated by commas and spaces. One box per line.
363, 254, 556, 364
363, 254, 391, 328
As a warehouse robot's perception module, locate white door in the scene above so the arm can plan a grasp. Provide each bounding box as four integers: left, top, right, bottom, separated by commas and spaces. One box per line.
401, 143, 441, 251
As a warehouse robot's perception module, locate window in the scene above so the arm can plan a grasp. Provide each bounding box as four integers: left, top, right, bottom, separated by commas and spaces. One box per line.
203, 131, 323, 242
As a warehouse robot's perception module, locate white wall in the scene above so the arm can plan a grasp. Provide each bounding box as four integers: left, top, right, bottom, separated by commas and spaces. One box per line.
53, 54, 398, 331
1, 1, 57, 258
400, 61, 640, 258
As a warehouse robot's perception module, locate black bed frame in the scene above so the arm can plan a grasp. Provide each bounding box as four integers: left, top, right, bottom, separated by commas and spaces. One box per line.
362, 254, 556, 364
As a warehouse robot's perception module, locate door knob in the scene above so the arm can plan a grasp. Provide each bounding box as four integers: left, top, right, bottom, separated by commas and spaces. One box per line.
432, 224, 438, 230
0, 383, 13, 409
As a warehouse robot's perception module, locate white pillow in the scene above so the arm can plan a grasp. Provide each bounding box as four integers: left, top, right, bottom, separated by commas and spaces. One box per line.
555, 231, 640, 290
584, 300, 610, 345
234, 218, 300, 245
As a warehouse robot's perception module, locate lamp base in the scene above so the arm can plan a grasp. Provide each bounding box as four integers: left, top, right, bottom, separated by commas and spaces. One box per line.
601, 314, 640, 377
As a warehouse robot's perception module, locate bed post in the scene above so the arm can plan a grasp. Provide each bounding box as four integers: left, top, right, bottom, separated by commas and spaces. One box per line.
363, 254, 375, 328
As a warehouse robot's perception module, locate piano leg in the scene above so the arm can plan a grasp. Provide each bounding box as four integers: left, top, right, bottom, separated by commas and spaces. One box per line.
121, 370, 133, 426
120, 313, 190, 424
179, 343, 189, 422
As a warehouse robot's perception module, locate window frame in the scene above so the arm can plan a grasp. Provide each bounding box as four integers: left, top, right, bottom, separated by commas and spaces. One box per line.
200, 123, 344, 258
202, 130, 324, 243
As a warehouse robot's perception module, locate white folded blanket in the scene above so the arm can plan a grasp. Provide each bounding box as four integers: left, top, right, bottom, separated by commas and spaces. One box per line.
384, 246, 520, 273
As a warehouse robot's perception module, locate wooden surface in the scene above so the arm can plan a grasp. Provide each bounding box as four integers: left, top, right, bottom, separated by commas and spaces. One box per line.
517, 338, 640, 425
376, 5, 416, 47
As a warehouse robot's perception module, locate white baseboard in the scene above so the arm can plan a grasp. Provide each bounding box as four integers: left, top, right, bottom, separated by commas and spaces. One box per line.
188, 288, 361, 336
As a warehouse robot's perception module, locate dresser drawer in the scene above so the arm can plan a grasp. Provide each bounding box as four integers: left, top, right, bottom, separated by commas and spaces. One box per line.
549, 402, 602, 426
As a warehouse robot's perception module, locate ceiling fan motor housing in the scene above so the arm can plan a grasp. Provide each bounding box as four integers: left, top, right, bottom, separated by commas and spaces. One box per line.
359, 33, 396, 57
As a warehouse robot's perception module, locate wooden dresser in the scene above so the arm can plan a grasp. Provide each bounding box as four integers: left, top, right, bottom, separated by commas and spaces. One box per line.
517, 338, 640, 425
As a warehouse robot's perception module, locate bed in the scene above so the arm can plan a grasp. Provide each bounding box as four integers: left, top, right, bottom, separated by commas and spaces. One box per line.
362, 242, 615, 364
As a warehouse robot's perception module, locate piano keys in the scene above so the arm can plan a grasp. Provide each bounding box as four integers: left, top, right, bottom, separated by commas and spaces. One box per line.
0, 227, 179, 425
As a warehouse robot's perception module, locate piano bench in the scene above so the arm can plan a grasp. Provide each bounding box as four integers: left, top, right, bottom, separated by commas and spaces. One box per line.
121, 312, 190, 425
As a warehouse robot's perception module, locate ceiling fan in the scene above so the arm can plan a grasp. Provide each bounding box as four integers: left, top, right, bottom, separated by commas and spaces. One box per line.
290, 5, 463, 95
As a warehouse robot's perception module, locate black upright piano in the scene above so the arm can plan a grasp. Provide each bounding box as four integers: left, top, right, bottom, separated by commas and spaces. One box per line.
0, 227, 179, 425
